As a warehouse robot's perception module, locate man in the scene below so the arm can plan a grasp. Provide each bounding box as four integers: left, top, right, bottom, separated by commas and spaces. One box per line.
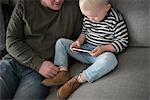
0, 0, 83, 99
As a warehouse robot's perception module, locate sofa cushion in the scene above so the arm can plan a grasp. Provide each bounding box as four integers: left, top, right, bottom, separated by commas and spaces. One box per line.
46, 47, 149, 100
110, 0, 150, 47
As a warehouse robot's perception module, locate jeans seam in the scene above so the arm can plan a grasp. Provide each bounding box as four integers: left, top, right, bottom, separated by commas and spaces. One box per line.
0, 76, 12, 97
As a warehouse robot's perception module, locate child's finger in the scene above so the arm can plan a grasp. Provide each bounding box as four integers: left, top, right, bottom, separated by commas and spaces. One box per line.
92, 48, 98, 53
70, 44, 76, 52
90, 52, 99, 57
72, 48, 79, 53
76, 41, 80, 47
90, 52, 96, 56
70, 47, 79, 53
70, 43, 75, 48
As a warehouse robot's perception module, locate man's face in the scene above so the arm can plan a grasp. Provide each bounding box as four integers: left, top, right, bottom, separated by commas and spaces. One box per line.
41, 0, 64, 10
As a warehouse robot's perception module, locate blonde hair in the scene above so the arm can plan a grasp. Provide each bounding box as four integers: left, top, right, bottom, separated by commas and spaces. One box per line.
79, 0, 109, 11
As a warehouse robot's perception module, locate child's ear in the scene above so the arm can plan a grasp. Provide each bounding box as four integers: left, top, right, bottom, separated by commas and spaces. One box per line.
105, 4, 111, 12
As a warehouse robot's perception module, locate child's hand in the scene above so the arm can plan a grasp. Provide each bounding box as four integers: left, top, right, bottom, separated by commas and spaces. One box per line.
70, 41, 81, 52
90, 46, 105, 57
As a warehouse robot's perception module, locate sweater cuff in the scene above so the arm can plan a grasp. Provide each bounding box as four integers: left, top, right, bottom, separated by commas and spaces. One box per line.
31, 56, 45, 72
111, 42, 120, 53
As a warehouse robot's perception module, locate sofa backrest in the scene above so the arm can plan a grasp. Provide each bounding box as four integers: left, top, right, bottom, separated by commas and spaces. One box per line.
110, 0, 150, 47
10, 0, 19, 7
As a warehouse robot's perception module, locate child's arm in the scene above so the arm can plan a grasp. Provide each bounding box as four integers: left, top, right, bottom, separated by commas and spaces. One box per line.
102, 44, 117, 52
76, 32, 86, 45
90, 44, 116, 57
70, 33, 86, 51
91, 17, 129, 57
111, 15, 129, 53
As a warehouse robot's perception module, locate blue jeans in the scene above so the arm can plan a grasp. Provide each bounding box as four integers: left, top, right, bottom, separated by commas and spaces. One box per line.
0, 57, 50, 100
54, 38, 118, 83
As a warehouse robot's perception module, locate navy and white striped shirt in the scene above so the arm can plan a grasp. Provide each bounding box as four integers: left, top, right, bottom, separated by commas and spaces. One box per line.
82, 7, 129, 53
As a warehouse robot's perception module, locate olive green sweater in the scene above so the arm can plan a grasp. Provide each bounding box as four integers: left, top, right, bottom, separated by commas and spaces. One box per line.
6, 0, 83, 71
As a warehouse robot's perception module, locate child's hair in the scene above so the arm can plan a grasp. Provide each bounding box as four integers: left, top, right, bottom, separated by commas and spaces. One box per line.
79, 0, 110, 10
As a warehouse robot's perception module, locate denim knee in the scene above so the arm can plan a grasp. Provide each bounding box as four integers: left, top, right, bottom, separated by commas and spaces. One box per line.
83, 52, 118, 83
56, 38, 66, 44
55, 38, 71, 48
102, 52, 118, 68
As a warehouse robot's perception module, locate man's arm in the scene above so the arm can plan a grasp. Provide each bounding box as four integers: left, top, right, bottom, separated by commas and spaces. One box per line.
6, 2, 44, 71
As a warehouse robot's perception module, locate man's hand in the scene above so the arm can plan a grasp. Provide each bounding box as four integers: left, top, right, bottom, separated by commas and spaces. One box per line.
39, 61, 59, 78
70, 41, 81, 52
90, 46, 105, 57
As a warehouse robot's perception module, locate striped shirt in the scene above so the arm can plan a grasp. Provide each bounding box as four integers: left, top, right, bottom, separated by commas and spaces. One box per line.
82, 7, 129, 53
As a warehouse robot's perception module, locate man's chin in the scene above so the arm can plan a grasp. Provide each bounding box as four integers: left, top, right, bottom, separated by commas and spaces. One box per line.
52, 5, 62, 11
53, 8, 61, 11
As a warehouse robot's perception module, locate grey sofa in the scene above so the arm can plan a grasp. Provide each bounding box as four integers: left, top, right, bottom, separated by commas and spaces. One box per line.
2, 0, 149, 100
47, 0, 150, 100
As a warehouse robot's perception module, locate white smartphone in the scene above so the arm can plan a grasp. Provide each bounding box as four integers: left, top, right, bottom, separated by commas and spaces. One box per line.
72, 48, 91, 53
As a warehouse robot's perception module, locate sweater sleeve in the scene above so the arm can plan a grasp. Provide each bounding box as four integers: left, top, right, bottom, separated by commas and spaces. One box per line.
6, 2, 45, 71
111, 16, 129, 53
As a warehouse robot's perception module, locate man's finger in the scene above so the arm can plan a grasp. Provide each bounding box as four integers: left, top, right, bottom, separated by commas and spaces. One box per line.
53, 66, 59, 71
48, 72, 55, 77
45, 74, 51, 79
51, 70, 58, 75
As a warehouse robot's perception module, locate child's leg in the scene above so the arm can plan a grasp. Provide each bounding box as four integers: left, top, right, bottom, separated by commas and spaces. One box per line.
54, 38, 90, 69
81, 52, 118, 83
57, 52, 118, 99
42, 38, 90, 86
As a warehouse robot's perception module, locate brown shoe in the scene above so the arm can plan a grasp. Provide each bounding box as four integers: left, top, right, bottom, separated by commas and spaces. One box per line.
57, 76, 81, 99
41, 70, 69, 86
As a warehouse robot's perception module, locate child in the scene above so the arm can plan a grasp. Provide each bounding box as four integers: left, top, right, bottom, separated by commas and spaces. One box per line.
42, 0, 128, 99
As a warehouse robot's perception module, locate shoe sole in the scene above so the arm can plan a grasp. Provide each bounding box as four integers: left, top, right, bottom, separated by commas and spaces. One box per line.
41, 79, 70, 87
44, 81, 66, 87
